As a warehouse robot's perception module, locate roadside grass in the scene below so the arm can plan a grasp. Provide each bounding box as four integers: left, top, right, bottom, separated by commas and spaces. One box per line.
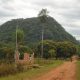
77, 61, 80, 80
0, 60, 63, 80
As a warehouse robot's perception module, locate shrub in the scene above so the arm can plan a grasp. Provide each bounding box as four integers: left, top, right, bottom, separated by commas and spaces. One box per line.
0, 63, 17, 77
16, 63, 24, 72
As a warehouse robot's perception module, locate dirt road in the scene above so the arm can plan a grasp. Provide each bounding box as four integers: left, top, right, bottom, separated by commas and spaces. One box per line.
33, 61, 76, 80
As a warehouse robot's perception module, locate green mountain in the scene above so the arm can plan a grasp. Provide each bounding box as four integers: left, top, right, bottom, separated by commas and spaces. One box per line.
0, 17, 77, 45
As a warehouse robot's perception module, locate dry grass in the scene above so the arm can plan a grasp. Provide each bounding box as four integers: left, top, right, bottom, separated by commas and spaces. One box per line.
0, 60, 63, 80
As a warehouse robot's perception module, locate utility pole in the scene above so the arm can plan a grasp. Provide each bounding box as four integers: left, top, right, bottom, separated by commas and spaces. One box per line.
41, 26, 44, 58
38, 9, 49, 59
16, 23, 18, 52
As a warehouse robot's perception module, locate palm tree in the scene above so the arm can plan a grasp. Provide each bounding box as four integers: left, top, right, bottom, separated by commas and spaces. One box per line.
38, 9, 49, 58
15, 21, 24, 61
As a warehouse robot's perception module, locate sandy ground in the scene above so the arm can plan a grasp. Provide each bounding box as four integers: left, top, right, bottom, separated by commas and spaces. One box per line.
33, 61, 76, 80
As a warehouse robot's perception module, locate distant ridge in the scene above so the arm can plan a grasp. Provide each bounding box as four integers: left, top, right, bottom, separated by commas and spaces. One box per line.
0, 17, 78, 44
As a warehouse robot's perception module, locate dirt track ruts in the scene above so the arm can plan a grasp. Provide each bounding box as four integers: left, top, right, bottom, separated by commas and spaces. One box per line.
33, 61, 76, 80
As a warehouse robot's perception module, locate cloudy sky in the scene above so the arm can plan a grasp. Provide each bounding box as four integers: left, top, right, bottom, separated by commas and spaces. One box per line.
0, 0, 80, 40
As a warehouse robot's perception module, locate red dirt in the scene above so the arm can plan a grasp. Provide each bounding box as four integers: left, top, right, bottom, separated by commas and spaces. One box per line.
33, 61, 76, 80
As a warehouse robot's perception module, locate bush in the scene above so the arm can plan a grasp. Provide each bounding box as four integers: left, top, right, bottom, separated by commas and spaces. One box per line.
16, 63, 24, 72
0, 62, 26, 77
0, 63, 17, 77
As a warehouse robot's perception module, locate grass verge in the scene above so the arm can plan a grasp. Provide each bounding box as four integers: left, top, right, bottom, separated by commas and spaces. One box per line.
76, 61, 80, 80
0, 60, 63, 80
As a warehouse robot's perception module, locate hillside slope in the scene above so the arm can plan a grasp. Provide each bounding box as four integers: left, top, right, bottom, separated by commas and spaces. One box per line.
0, 17, 77, 44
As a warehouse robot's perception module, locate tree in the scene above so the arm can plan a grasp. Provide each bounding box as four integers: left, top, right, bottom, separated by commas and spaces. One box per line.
77, 45, 80, 57
56, 42, 77, 59
18, 45, 32, 59
35, 40, 77, 59
16, 29, 24, 44
0, 43, 15, 62
35, 40, 56, 59
48, 49, 56, 58
38, 9, 49, 58
15, 28, 24, 53
38, 9, 49, 23
15, 28, 24, 61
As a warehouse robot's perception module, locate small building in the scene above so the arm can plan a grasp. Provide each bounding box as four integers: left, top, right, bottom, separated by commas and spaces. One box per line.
15, 52, 34, 64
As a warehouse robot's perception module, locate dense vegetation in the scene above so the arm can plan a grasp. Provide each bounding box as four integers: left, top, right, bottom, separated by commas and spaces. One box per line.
0, 43, 32, 61
77, 45, 80, 57
0, 43, 15, 61
0, 17, 78, 45
0, 40, 77, 60
35, 40, 77, 59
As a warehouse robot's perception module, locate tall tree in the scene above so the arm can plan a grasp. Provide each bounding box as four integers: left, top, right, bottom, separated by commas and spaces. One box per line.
38, 9, 49, 58
16, 29, 24, 44
15, 27, 24, 61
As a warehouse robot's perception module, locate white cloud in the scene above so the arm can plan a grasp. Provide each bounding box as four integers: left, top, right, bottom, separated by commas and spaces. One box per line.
73, 35, 80, 40
73, 21, 80, 27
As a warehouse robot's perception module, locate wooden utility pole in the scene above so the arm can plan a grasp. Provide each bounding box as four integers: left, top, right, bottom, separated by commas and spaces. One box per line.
41, 26, 44, 58
38, 9, 49, 58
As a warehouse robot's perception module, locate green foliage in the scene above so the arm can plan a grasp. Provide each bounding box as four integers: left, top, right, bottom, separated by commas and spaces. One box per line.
16, 29, 24, 44
77, 45, 80, 57
0, 43, 15, 61
0, 17, 78, 45
35, 40, 77, 59
19, 45, 32, 54
19, 45, 33, 59
56, 42, 77, 59
0, 42, 32, 61
35, 40, 57, 59
38, 9, 49, 23
48, 49, 56, 58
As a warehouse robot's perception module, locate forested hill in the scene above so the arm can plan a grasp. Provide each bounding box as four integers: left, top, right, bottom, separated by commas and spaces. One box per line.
0, 17, 78, 44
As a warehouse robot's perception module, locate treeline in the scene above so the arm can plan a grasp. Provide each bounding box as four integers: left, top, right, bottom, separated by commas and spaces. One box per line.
0, 40, 78, 61
35, 40, 78, 59
77, 45, 80, 57
0, 42, 32, 62
0, 43, 14, 62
